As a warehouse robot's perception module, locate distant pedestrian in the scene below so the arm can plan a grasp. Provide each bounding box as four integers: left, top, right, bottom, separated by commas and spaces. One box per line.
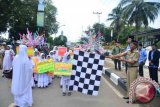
138, 43, 147, 76
148, 43, 160, 83
2, 45, 15, 78
111, 41, 121, 70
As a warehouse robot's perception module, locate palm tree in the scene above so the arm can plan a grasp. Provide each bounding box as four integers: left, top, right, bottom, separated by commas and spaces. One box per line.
107, 6, 125, 40
118, 0, 160, 30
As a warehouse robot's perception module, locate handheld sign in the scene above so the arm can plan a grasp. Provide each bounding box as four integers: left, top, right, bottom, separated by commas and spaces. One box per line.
58, 47, 67, 56
54, 62, 72, 76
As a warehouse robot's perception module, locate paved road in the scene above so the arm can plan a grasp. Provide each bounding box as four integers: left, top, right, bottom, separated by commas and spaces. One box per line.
0, 74, 159, 107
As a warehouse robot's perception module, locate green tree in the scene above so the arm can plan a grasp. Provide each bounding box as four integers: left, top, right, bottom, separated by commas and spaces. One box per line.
0, 0, 58, 40
53, 35, 68, 46
107, 6, 125, 40
118, 0, 160, 30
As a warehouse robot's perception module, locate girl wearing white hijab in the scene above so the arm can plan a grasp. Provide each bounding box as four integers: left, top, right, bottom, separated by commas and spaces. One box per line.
37, 53, 49, 88
11, 45, 33, 107
61, 51, 71, 96
32, 51, 41, 85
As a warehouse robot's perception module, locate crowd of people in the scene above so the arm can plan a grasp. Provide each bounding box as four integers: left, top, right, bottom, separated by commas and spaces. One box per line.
109, 36, 160, 103
0, 36, 160, 106
0, 42, 76, 107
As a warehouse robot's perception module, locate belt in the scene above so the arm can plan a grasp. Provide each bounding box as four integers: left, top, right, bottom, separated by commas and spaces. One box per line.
128, 66, 138, 67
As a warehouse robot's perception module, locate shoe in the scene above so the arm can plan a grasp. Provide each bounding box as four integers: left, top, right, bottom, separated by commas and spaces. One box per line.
126, 100, 136, 104
68, 92, 71, 96
63, 93, 66, 96
123, 97, 129, 99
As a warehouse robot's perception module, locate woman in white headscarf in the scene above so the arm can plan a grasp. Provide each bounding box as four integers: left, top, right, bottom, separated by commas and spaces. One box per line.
11, 45, 33, 107
2, 45, 15, 77
37, 53, 49, 88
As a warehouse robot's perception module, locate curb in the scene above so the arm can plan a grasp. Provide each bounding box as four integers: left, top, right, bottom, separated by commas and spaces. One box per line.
103, 67, 127, 91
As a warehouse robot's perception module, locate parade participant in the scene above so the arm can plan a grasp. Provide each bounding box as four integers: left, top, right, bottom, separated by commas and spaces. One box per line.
46, 55, 53, 85
2, 45, 15, 78
61, 50, 71, 96
11, 45, 33, 107
49, 50, 58, 62
138, 43, 147, 77
32, 50, 41, 85
37, 53, 49, 88
107, 41, 139, 103
29, 56, 35, 88
148, 43, 160, 83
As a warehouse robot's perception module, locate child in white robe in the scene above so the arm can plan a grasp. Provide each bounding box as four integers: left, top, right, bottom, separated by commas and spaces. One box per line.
29, 56, 35, 88
61, 52, 71, 96
37, 53, 49, 88
32, 51, 41, 85
46, 55, 53, 85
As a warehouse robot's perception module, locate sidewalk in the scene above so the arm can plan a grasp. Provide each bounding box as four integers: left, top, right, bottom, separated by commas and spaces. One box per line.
103, 58, 160, 91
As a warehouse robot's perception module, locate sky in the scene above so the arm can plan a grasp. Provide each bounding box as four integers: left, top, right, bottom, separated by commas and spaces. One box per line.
52, 0, 160, 42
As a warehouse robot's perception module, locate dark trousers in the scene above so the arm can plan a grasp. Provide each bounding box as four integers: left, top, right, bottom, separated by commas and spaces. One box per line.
139, 65, 144, 76
125, 62, 128, 74
149, 67, 158, 83
114, 59, 121, 70
138, 62, 145, 76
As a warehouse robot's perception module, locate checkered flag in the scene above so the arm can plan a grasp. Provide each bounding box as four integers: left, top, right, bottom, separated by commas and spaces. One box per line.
69, 50, 105, 96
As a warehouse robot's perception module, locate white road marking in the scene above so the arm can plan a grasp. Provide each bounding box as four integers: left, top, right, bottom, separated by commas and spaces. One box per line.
102, 76, 123, 98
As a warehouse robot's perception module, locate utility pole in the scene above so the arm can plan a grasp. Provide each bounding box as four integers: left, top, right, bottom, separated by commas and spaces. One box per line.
93, 12, 102, 31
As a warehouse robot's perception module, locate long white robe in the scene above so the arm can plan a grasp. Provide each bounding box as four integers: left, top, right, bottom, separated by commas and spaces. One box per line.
11, 45, 33, 107
3, 50, 13, 71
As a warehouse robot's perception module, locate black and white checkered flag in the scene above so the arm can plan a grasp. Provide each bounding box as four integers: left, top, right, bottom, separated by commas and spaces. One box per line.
69, 50, 105, 96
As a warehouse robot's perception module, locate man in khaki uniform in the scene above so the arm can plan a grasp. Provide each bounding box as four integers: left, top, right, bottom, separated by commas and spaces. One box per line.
108, 40, 139, 103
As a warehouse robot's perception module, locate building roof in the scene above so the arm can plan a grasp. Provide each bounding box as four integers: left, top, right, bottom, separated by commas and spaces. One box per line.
131, 28, 160, 37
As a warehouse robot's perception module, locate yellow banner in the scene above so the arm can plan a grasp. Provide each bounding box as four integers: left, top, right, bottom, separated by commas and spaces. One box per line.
37, 59, 54, 74
54, 62, 72, 76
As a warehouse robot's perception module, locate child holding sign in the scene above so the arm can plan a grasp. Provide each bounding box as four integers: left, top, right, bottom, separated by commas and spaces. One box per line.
46, 55, 53, 85
37, 53, 49, 88
61, 51, 72, 96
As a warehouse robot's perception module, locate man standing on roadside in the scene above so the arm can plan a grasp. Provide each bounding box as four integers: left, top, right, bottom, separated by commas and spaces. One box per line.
124, 36, 134, 73
138, 43, 147, 77
107, 40, 139, 103
148, 43, 160, 83
111, 41, 121, 70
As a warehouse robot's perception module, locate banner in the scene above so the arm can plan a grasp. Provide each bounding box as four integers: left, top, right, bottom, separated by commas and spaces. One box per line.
58, 47, 67, 56
54, 62, 72, 76
37, 59, 54, 74
16, 46, 34, 57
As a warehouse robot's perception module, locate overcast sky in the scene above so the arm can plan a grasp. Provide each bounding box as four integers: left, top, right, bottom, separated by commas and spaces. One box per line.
53, 0, 160, 42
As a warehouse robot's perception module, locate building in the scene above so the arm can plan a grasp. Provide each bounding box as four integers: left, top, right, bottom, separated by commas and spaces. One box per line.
132, 28, 160, 47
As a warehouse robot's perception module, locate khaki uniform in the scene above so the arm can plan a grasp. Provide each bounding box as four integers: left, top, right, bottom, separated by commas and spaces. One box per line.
126, 49, 139, 96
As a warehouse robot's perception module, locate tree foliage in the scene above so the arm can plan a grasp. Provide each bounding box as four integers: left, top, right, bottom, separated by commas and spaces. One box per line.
53, 35, 68, 46
0, 0, 58, 40
118, 0, 160, 30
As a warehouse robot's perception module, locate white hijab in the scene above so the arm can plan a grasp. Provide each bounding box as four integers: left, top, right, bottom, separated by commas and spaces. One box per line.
11, 45, 32, 96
